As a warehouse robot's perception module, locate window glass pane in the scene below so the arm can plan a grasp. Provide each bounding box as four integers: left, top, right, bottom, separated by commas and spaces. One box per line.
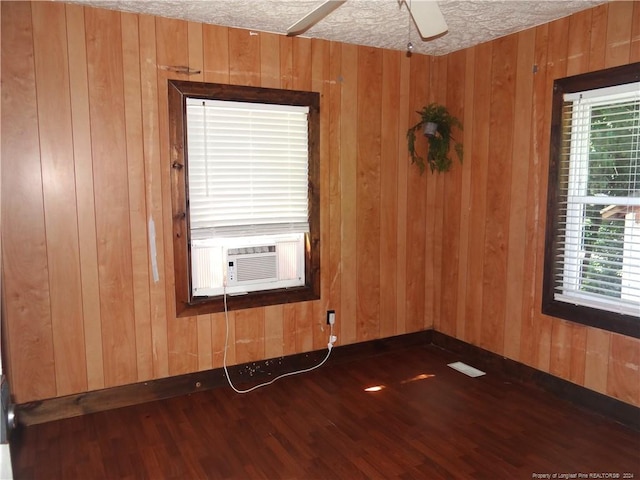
587, 101, 640, 197
553, 81, 640, 319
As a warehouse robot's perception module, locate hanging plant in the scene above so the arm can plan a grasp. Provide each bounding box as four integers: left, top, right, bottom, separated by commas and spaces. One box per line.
406, 103, 463, 174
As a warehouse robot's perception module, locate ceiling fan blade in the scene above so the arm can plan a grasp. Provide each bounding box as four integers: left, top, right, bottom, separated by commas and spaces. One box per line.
408, 0, 448, 39
286, 0, 347, 36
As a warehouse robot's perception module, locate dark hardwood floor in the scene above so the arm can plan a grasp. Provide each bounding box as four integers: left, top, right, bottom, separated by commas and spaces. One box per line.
10, 343, 640, 479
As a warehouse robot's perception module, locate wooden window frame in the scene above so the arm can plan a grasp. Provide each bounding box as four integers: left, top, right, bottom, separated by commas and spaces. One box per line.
542, 62, 640, 339
168, 80, 321, 317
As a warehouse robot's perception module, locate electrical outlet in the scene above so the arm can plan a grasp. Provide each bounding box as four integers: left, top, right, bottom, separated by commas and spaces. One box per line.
326, 310, 336, 325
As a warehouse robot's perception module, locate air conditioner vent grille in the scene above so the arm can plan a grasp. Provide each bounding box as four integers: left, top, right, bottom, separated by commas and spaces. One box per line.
235, 255, 278, 282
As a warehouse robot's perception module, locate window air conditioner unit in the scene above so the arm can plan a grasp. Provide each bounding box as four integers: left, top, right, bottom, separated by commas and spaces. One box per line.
191, 233, 305, 296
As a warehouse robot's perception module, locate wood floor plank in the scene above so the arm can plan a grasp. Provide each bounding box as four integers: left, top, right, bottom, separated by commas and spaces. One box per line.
11, 343, 640, 479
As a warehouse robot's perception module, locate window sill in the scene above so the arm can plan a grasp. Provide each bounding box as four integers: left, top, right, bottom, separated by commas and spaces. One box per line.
176, 284, 320, 317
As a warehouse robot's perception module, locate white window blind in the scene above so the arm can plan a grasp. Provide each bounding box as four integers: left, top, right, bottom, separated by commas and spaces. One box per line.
186, 98, 310, 239
555, 82, 640, 317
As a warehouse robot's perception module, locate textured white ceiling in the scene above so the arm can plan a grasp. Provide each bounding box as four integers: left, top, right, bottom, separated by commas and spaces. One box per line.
66, 0, 607, 56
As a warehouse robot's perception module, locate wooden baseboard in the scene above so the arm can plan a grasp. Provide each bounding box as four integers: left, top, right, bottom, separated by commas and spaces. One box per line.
16, 330, 432, 426
430, 331, 639, 431
16, 328, 638, 431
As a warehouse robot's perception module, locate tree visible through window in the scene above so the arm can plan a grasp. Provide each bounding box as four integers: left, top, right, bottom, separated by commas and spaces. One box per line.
543, 62, 640, 339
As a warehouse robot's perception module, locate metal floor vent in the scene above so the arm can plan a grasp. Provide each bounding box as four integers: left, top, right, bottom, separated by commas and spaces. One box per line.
447, 361, 486, 378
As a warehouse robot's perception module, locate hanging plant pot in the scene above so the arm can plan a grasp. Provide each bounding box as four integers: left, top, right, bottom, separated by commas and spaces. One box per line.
406, 103, 463, 174
423, 121, 438, 137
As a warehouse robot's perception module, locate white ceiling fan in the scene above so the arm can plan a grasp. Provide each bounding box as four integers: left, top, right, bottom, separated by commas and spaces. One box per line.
286, 0, 448, 40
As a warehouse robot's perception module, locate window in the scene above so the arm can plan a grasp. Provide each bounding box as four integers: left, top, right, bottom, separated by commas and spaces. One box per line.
168, 80, 320, 316
543, 62, 640, 338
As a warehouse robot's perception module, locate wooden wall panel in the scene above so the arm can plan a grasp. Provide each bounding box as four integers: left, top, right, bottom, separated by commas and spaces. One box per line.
455, 48, 475, 341
356, 46, 382, 342
32, 2, 87, 396
394, 53, 411, 336
608, 334, 640, 406
463, 41, 492, 346
187, 21, 214, 373
85, 7, 138, 387
121, 12, 154, 382
480, 34, 517, 355
139, 13, 169, 379
312, 38, 332, 351
439, 50, 466, 338
632, 1, 640, 62
605, 1, 634, 67
503, 28, 535, 360
518, 23, 549, 370
379, 49, 401, 339
229, 28, 260, 86
426, 56, 447, 332
339, 43, 358, 345
327, 42, 343, 343
65, 3, 105, 391
405, 54, 428, 333
155, 17, 199, 377
291, 39, 315, 353
1, 1, 57, 401
2, 1, 639, 410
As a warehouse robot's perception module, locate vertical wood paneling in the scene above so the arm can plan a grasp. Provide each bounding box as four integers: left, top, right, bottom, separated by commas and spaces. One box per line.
32, 2, 87, 396
138, 13, 169, 379
1, 1, 57, 403
260, 32, 281, 89
293, 37, 312, 90
203, 24, 229, 84
395, 53, 411, 336
405, 54, 428, 333
121, 12, 154, 382
212, 311, 235, 367
427, 56, 447, 332
455, 48, 475, 342
566, 8, 592, 75
569, 324, 587, 385
503, 28, 535, 360
85, 7, 138, 387
187, 20, 213, 372
605, 1, 633, 67
519, 23, 549, 369
155, 16, 199, 377
3, 2, 639, 410
201, 25, 229, 367
356, 46, 382, 342
282, 305, 297, 356
291, 38, 315, 352
631, 1, 640, 62
264, 306, 284, 359
312, 38, 332, 351
229, 28, 260, 86
589, 4, 608, 71
607, 334, 640, 405
585, 329, 611, 395
295, 302, 314, 353
235, 309, 265, 363
65, 3, 105, 391
549, 319, 572, 380
379, 49, 400, 339
340, 43, 358, 345
328, 41, 343, 342
280, 36, 294, 90
439, 50, 466, 338
464, 42, 492, 346
480, 35, 517, 355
